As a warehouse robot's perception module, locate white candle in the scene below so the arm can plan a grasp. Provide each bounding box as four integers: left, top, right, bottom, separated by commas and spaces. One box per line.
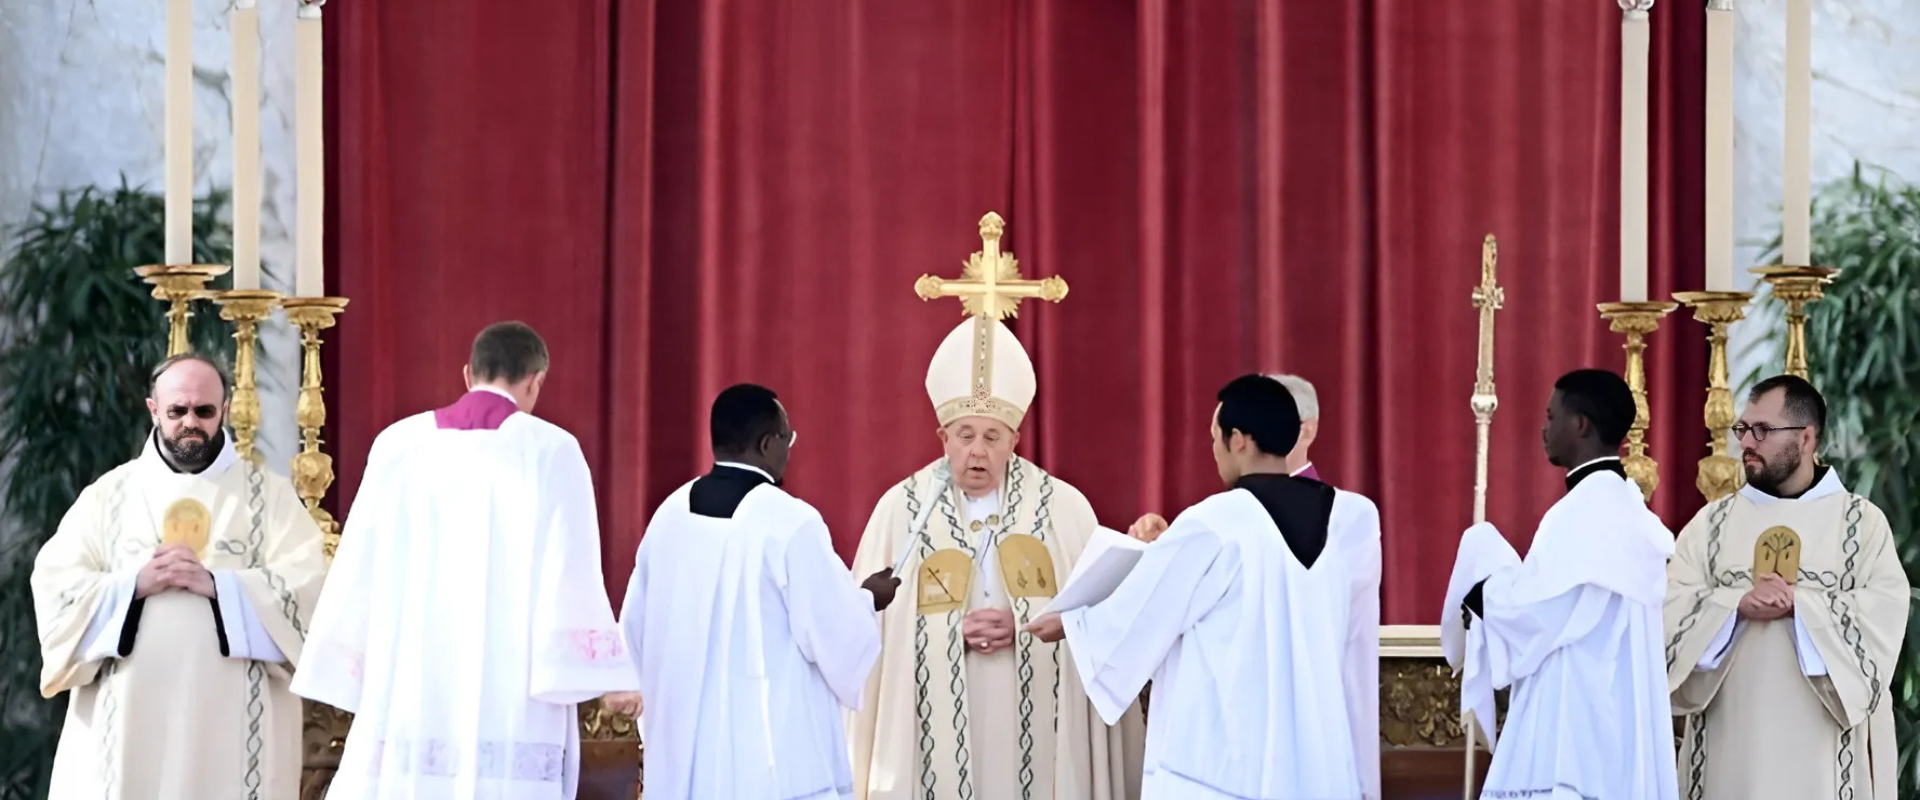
164, 0, 192, 264
1705, 2, 1735, 290
232, 0, 262, 290
1782, 0, 1812, 265
1619, 3, 1651, 302
296, 2, 325, 297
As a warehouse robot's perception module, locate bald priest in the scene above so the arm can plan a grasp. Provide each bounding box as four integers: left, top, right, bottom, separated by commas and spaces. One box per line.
846, 316, 1146, 800
33, 354, 327, 799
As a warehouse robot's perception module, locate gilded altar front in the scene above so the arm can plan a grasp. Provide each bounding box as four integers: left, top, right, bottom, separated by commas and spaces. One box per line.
298, 625, 1486, 800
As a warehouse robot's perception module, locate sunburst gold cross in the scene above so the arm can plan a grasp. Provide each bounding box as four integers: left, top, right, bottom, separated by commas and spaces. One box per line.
914, 213, 1068, 320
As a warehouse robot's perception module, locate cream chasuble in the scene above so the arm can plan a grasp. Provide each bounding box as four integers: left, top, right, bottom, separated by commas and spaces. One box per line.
32, 432, 326, 800
1665, 468, 1909, 800
847, 456, 1146, 800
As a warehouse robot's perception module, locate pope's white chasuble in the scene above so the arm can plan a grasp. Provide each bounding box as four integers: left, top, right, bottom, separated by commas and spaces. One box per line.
31, 434, 325, 800
1665, 469, 1908, 800
848, 457, 1145, 800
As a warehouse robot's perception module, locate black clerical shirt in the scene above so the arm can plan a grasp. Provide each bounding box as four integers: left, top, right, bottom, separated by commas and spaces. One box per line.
1231, 472, 1337, 568
689, 463, 776, 519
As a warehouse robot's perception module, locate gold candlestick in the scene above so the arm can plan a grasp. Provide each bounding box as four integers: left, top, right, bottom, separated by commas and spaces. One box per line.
1597, 300, 1678, 501
282, 296, 349, 558
212, 290, 282, 463
1751, 265, 1839, 379
134, 264, 230, 355
1673, 291, 1755, 501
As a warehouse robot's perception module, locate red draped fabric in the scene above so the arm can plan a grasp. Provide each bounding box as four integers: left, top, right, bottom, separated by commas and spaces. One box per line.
324, 0, 1707, 622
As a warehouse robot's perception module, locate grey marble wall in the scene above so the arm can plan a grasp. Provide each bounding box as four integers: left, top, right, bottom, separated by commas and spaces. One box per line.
1726, 0, 1920, 400
0, 0, 304, 481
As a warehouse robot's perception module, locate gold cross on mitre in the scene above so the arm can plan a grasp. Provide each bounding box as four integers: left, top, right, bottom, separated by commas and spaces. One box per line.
912, 212, 1067, 429
914, 212, 1068, 320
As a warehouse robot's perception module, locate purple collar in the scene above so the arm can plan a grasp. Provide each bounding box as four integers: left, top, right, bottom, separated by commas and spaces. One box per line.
434, 390, 520, 430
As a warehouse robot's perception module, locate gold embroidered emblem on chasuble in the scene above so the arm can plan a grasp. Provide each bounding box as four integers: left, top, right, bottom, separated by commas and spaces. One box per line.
1753, 525, 1802, 583
163, 497, 213, 558
917, 548, 974, 614
998, 534, 1057, 599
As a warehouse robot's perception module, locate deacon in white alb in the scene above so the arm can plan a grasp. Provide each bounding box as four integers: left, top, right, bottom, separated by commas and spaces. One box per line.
846, 316, 1145, 800
33, 354, 326, 799
292, 322, 637, 800
620, 383, 900, 800
1029, 374, 1383, 800
1665, 375, 1908, 800
1442, 369, 1678, 800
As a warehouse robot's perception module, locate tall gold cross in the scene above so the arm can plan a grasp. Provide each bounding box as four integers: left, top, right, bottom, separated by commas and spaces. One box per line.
1470, 234, 1505, 402
914, 212, 1068, 319
1462, 232, 1505, 799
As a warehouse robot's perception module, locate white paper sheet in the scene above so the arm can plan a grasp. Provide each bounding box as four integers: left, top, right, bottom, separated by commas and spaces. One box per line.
1041, 526, 1148, 615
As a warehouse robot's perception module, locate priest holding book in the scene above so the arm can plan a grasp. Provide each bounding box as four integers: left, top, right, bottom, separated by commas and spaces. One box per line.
1029, 375, 1382, 799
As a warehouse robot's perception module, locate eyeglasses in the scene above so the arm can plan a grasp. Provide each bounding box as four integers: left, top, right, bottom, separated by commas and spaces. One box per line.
786, 430, 798, 448
1731, 423, 1807, 442
165, 404, 220, 420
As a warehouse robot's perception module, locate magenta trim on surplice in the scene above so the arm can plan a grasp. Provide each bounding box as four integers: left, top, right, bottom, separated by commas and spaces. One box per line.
433, 390, 519, 431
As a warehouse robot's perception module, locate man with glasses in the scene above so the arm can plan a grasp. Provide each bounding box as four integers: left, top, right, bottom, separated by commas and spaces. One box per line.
32, 353, 327, 799
618, 383, 901, 799
292, 321, 637, 799
1664, 374, 1909, 800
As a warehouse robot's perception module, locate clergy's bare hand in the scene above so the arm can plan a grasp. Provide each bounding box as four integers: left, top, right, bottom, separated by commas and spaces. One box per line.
136, 545, 197, 599
862, 567, 902, 611
1739, 574, 1795, 621
601, 691, 644, 718
962, 609, 1016, 654
156, 545, 215, 599
1129, 513, 1170, 543
1024, 612, 1065, 643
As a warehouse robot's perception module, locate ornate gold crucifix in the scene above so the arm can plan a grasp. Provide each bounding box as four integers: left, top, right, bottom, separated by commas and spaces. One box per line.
914, 212, 1069, 320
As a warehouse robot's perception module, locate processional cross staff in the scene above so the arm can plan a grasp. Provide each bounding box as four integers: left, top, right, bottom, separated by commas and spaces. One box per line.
1462, 233, 1504, 798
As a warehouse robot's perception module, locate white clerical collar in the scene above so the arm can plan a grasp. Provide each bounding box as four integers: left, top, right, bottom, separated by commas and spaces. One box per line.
715, 461, 775, 483
472, 384, 519, 404
1569, 455, 1622, 474
140, 428, 240, 478
1740, 466, 1846, 505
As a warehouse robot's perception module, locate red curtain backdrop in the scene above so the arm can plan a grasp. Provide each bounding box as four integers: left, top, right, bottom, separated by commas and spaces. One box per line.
323, 0, 1708, 623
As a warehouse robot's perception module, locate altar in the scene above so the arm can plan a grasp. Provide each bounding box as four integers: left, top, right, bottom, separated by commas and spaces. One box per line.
295, 625, 1492, 800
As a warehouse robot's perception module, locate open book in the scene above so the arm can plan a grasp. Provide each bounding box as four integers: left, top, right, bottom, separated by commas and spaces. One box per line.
1041, 526, 1149, 615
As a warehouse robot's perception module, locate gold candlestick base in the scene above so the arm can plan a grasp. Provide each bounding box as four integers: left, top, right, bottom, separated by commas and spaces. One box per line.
212, 290, 283, 463
1750, 266, 1839, 379
1597, 301, 1679, 502
283, 296, 350, 559
135, 264, 231, 356
1673, 291, 1755, 502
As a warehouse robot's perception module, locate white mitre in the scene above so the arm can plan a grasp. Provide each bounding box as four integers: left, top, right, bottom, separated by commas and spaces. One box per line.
925, 316, 1036, 431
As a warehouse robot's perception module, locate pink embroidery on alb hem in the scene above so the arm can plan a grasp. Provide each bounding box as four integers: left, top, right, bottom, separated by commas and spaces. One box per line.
566, 630, 625, 664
